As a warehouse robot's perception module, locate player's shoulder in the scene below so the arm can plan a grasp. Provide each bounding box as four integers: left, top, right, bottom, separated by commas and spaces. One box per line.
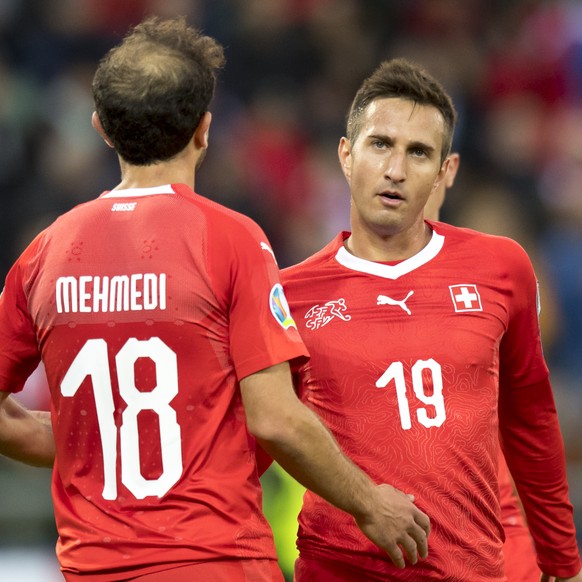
432, 221, 531, 264
182, 185, 251, 222
282, 232, 346, 283
178, 185, 268, 242
24, 200, 94, 252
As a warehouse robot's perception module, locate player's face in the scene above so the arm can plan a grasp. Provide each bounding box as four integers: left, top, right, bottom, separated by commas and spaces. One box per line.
339, 97, 447, 242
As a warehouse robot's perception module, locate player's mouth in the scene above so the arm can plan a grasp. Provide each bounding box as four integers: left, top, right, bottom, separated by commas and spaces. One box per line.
377, 190, 404, 206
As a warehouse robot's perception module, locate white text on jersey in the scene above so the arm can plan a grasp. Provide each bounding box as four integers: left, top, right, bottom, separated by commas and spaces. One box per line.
111, 202, 137, 212
56, 273, 167, 313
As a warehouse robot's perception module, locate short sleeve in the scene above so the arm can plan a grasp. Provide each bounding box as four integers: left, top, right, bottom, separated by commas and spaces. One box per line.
207, 213, 308, 380
0, 242, 43, 393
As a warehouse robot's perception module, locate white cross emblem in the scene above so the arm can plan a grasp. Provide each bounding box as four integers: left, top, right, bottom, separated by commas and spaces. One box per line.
449, 284, 482, 312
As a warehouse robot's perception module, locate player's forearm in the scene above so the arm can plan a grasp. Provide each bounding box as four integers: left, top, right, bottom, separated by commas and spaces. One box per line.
241, 363, 377, 518
0, 394, 55, 467
508, 447, 581, 578
255, 401, 378, 519
500, 378, 581, 577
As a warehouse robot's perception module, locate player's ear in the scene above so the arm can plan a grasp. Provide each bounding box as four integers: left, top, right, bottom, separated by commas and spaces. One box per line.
433, 156, 450, 192
91, 112, 114, 148
193, 111, 212, 150
338, 137, 352, 182
445, 152, 460, 188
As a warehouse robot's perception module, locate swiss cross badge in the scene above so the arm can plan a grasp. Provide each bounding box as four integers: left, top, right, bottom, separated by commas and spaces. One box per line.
449, 284, 482, 312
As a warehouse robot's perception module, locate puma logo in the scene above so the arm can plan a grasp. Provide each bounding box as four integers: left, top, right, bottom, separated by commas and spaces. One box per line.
377, 291, 414, 315
260, 242, 277, 263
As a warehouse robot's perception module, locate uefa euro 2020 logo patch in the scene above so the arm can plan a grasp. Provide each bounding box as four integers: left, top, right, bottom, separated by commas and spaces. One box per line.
269, 284, 297, 330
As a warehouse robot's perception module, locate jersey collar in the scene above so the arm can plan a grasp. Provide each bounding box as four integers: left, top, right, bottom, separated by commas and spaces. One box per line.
101, 185, 176, 198
334, 229, 444, 280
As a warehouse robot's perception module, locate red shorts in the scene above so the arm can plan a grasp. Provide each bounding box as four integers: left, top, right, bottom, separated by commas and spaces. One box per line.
294, 556, 380, 582
64, 559, 285, 582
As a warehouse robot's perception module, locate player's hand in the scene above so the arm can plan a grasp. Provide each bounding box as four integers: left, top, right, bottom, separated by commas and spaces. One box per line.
540, 569, 582, 582
354, 483, 430, 569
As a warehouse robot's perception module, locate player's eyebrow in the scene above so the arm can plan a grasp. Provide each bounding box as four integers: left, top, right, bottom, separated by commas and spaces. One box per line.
368, 133, 437, 156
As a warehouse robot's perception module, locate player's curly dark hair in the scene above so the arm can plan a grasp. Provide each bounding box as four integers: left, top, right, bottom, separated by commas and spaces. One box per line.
346, 58, 457, 164
92, 16, 225, 166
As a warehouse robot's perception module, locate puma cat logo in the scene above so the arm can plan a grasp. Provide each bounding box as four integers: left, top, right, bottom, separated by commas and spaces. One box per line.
377, 291, 414, 315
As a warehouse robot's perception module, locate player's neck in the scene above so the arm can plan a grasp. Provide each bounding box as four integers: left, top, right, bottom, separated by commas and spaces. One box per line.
345, 221, 432, 263
114, 153, 196, 191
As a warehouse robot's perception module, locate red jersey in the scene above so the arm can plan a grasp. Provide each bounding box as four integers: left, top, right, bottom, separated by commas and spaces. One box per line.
498, 452, 540, 581
282, 223, 580, 581
0, 184, 307, 580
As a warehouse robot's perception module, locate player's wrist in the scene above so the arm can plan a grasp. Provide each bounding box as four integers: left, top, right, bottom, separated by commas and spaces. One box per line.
349, 480, 381, 523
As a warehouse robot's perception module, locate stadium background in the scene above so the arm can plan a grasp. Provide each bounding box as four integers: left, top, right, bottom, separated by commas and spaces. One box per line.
0, 1, 580, 579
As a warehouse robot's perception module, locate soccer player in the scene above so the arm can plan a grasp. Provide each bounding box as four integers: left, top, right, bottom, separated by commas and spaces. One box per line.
426, 153, 541, 582
0, 21, 431, 581
281, 58, 582, 581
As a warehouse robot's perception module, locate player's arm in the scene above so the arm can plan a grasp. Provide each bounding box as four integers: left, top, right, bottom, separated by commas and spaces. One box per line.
498, 242, 581, 578
240, 361, 431, 569
0, 391, 54, 467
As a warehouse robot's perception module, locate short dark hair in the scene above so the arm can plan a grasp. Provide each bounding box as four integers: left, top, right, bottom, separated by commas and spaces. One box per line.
346, 58, 457, 163
92, 16, 225, 166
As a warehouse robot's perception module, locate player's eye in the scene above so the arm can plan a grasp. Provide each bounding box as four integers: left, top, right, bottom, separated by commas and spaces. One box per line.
411, 147, 427, 157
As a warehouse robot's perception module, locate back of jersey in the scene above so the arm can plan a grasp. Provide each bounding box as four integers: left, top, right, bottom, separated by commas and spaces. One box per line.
12, 184, 305, 580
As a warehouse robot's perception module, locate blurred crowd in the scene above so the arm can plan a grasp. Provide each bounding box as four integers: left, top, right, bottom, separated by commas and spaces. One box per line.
0, 0, 580, 568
